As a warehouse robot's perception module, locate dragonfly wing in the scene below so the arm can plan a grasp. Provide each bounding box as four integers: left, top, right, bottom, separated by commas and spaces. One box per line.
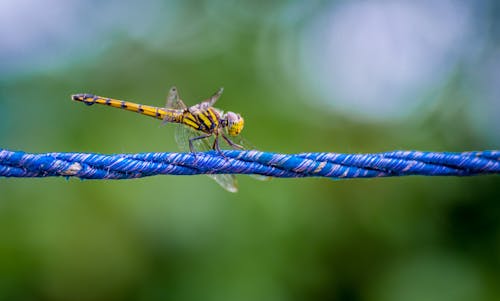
200, 87, 224, 108
166, 86, 187, 110
174, 124, 238, 192
173, 123, 190, 152
209, 174, 238, 193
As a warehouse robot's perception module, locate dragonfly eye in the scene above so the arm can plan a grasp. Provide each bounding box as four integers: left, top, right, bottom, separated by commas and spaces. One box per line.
226, 112, 244, 136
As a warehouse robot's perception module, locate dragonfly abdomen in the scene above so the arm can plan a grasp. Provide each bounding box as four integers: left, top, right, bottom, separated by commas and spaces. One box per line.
72, 94, 182, 122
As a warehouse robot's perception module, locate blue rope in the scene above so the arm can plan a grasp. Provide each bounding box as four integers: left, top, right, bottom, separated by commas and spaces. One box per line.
1, 148, 499, 180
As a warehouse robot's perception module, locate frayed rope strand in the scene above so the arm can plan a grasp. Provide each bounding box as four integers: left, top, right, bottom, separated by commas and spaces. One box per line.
0, 148, 499, 180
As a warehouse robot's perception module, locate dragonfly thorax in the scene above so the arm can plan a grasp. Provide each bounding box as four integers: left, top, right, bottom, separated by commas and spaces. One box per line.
223, 111, 244, 136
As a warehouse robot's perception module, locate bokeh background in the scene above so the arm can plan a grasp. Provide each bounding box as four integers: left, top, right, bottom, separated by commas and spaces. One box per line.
1, 0, 500, 300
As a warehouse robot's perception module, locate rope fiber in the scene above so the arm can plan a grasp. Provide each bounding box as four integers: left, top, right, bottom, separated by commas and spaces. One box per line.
1, 148, 499, 180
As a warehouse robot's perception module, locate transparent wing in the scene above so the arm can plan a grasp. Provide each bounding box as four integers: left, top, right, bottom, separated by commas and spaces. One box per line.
174, 124, 238, 193
200, 87, 224, 108
165, 86, 187, 110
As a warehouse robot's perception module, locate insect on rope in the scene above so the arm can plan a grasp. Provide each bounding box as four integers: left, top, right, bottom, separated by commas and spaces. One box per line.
1, 87, 499, 193
71, 87, 256, 192
72, 87, 244, 153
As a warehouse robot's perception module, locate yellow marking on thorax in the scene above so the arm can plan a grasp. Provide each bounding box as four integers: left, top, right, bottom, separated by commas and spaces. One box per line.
207, 108, 219, 126
197, 111, 212, 128
181, 112, 201, 129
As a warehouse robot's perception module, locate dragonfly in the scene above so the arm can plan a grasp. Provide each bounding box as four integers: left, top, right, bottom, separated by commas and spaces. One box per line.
72, 87, 256, 192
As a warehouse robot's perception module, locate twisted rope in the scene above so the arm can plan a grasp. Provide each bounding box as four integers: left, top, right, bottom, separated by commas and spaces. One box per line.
1, 148, 499, 180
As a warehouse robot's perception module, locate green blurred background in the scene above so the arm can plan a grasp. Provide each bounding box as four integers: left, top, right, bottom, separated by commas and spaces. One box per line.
1, 0, 500, 300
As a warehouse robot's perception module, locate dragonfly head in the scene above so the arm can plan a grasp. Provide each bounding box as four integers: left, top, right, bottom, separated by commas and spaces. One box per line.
225, 111, 244, 136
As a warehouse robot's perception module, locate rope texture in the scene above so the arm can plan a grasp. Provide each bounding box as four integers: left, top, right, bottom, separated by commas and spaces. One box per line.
1, 148, 499, 180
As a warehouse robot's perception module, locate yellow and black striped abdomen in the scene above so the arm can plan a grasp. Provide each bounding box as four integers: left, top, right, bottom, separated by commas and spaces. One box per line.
72, 94, 182, 122
181, 107, 220, 134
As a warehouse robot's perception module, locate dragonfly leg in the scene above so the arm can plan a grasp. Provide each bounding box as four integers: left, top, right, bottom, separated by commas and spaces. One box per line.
212, 135, 221, 152
212, 134, 230, 160
189, 133, 212, 153
221, 133, 244, 150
